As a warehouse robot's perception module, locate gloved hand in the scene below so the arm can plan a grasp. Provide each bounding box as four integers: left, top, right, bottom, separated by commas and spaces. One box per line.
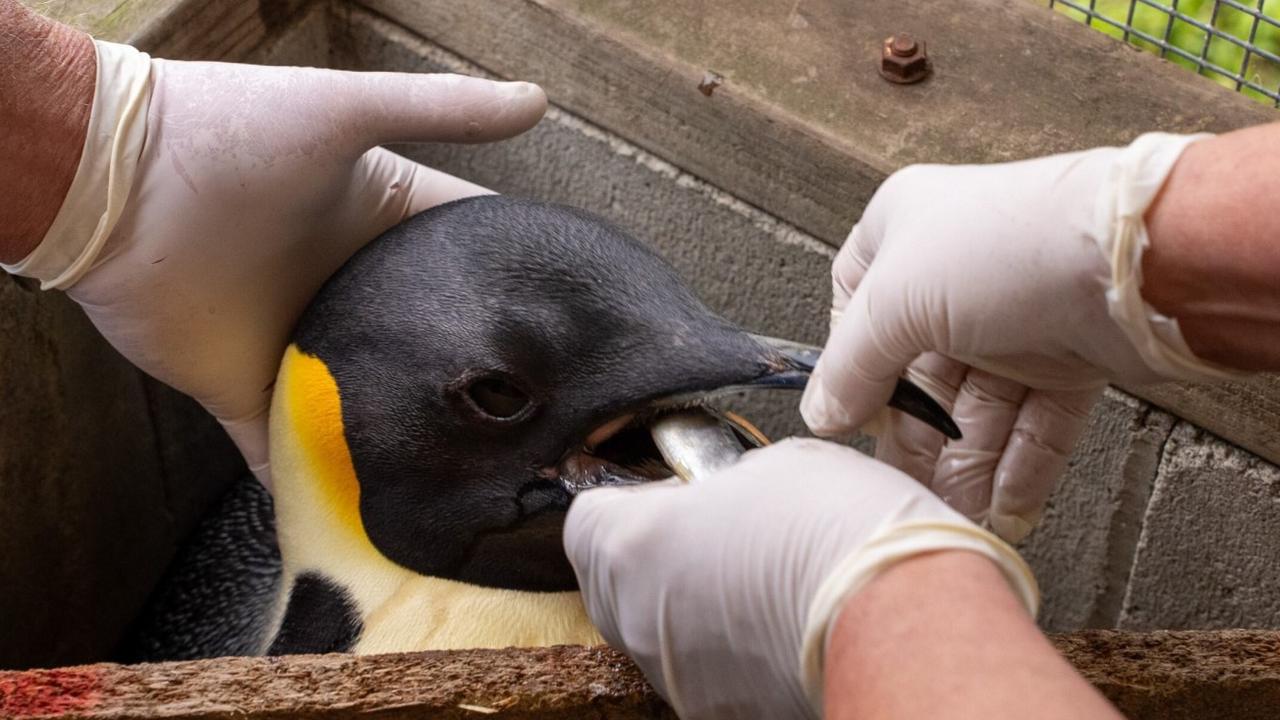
2, 41, 546, 487
799, 133, 1243, 543
564, 438, 1037, 720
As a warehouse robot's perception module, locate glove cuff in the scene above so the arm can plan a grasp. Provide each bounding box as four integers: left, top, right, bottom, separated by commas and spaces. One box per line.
1094, 132, 1246, 383
1, 41, 152, 290
797, 521, 1038, 714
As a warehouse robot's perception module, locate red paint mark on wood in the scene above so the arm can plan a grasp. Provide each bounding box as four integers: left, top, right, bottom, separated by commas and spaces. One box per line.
0, 667, 103, 717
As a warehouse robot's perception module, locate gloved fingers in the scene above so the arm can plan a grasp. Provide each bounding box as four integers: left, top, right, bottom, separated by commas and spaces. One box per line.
828, 176, 903, 326
989, 385, 1101, 543
341, 71, 547, 148
930, 368, 1028, 521
875, 352, 968, 485
563, 479, 684, 648
801, 276, 923, 439
352, 147, 494, 231
829, 223, 874, 327
563, 478, 684, 580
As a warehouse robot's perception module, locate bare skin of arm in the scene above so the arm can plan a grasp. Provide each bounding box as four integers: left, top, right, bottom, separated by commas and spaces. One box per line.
825, 551, 1123, 720
1144, 123, 1280, 371
0, 0, 95, 264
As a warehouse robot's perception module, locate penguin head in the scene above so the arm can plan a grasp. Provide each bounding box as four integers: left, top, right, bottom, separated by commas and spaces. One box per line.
275, 195, 955, 593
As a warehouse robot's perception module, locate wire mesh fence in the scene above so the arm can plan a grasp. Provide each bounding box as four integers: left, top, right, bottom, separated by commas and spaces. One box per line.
1041, 0, 1280, 107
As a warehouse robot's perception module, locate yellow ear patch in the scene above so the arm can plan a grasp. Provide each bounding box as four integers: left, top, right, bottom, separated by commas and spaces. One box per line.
274, 345, 367, 540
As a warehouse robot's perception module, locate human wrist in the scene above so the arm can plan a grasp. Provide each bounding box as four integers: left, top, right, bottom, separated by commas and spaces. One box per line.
1089, 132, 1251, 383
823, 551, 1022, 719
1143, 126, 1280, 370
0, 1, 96, 263
800, 519, 1038, 713
2, 40, 153, 289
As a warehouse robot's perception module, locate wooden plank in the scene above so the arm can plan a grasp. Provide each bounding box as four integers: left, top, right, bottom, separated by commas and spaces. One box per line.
19, 0, 182, 41
2, 633, 1277, 719
20, 0, 311, 59
1059, 630, 1280, 720
356, 0, 1280, 465
0, 645, 674, 719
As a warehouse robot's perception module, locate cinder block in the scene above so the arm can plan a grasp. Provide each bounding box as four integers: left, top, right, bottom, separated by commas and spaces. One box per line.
1120, 423, 1280, 629
1021, 389, 1174, 631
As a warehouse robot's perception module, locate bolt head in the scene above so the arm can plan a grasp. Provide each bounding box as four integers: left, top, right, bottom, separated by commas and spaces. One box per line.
880, 34, 930, 84
890, 33, 917, 57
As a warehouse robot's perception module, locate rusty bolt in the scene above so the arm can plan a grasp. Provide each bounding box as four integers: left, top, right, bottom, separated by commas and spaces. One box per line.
879, 33, 930, 84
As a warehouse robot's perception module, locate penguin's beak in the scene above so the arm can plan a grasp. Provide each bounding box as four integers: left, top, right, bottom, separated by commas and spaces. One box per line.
555, 334, 960, 493
645, 334, 959, 440
743, 335, 961, 440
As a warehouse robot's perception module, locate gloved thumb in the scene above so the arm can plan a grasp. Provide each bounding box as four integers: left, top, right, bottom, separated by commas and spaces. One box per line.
800, 277, 921, 439
342, 71, 547, 147
221, 412, 272, 491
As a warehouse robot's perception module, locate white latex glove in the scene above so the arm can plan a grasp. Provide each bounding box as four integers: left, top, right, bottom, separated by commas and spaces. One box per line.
799, 133, 1243, 543
3, 41, 546, 487
564, 438, 1037, 720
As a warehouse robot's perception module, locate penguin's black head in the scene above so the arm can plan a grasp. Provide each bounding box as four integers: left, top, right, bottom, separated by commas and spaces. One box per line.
287, 195, 954, 592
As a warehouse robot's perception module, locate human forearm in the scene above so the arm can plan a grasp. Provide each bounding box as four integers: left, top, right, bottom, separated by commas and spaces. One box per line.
825, 550, 1121, 720
1144, 123, 1280, 370
0, 0, 95, 263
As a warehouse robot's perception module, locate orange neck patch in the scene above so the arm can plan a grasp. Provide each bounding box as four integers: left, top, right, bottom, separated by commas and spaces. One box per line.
275, 345, 368, 540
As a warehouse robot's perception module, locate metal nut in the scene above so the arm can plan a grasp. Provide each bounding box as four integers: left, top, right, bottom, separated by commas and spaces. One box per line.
879, 33, 930, 84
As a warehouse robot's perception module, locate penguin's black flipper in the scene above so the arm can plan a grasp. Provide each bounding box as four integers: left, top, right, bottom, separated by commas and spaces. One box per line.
116, 475, 282, 662
266, 573, 363, 656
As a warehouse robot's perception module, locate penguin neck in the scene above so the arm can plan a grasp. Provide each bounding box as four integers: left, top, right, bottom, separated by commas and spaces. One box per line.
269, 345, 602, 653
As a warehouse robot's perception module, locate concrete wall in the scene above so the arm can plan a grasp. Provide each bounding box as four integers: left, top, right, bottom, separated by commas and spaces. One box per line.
324, 8, 1280, 632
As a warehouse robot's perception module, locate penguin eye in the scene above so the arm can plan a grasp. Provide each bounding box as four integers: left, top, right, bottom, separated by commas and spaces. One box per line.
465, 376, 532, 421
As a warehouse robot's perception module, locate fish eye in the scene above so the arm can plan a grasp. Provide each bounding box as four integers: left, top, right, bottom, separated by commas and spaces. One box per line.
464, 375, 533, 421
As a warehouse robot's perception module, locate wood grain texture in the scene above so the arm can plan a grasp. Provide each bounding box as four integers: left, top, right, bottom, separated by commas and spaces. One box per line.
2, 634, 1278, 719
20, 0, 311, 58
354, 0, 1280, 466
0, 646, 674, 719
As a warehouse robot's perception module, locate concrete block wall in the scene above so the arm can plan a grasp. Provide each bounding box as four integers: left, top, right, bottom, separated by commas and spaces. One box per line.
324, 9, 1280, 632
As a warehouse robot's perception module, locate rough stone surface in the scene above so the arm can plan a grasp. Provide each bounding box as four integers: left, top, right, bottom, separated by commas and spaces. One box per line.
1021, 388, 1174, 631
1120, 423, 1280, 629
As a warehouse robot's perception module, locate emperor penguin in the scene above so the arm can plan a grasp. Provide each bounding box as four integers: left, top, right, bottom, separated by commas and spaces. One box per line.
264, 195, 958, 655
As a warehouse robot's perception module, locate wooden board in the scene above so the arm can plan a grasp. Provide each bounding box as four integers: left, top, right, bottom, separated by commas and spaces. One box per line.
355, 0, 1280, 465
21, 0, 308, 59
2, 633, 1278, 719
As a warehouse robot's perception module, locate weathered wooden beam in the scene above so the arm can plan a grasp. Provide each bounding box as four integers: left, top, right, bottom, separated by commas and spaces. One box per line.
20, 0, 311, 60
355, 0, 1280, 467
1059, 630, 1280, 720
2, 633, 1278, 719
0, 646, 674, 720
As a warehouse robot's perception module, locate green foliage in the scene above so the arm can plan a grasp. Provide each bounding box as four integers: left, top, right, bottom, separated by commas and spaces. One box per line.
1052, 0, 1280, 104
